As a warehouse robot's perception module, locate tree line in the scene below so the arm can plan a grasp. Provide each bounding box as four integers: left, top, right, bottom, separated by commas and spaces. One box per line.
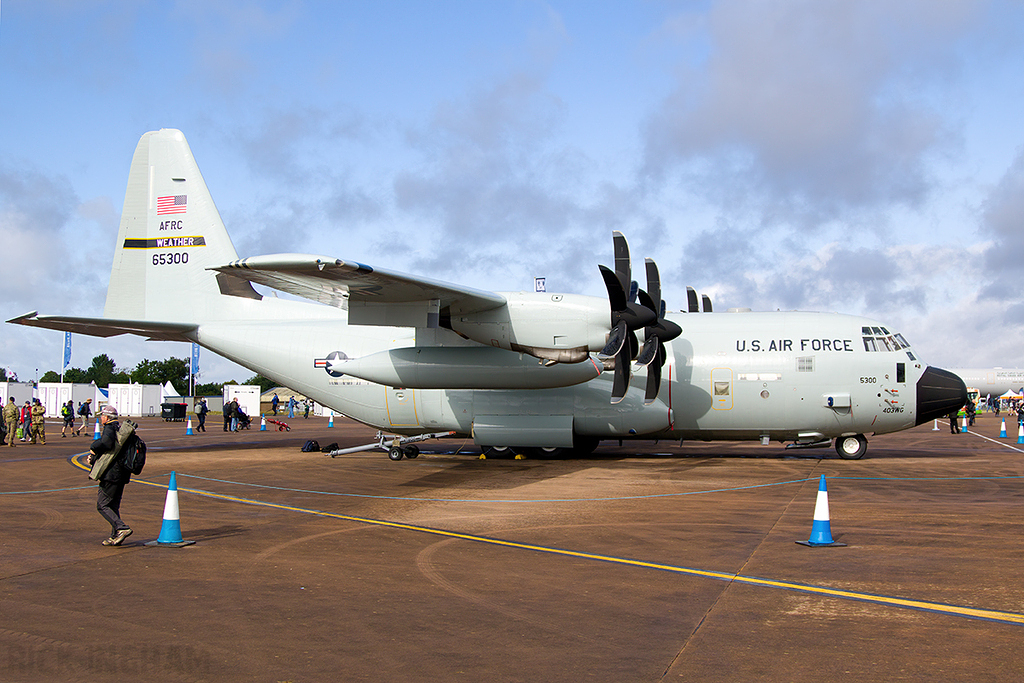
25, 354, 277, 396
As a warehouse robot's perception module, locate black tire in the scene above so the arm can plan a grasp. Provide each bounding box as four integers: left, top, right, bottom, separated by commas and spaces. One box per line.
570, 435, 600, 456
834, 434, 867, 460
481, 445, 514, 459
404, 445, 419, 459
388, 446, 404, 461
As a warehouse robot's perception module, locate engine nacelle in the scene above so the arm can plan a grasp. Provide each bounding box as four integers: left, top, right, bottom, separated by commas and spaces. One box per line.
447, 292, 610, 363
339, 346, 604, 389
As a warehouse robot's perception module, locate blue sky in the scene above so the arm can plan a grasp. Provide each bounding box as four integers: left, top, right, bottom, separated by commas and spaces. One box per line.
2, 0, 1023, 384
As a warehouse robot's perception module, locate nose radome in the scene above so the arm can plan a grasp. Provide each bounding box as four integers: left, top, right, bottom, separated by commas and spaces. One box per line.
916, 366, 968, 426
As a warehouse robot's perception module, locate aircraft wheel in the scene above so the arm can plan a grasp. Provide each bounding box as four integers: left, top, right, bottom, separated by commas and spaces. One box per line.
570, 435, 600, 456
481, 446, 514, 459
835, 434, 867, 460
405, 445, 419, 459
388, 446, 404, 461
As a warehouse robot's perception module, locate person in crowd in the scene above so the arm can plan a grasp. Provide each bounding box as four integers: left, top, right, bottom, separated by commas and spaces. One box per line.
271, 393, 279, 415
195, 397, 208, 432
20, 400, 31, 442
75, 398, 93, 436
29, 398, 46, 445
223, 398, 235, 432
2, 397, 18, 447
948, 408, 961, 434
61, 399, 76, 437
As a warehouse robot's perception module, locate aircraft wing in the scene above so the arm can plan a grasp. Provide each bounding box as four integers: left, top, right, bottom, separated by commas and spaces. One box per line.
7, 312, 196, 342
212, 254, 507, 327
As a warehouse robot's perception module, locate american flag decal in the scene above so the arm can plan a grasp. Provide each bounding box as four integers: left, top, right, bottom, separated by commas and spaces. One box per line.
157, 195, 187, 215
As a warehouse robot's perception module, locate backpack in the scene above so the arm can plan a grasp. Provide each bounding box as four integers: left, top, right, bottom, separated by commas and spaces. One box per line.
320, 442, 339, 454
78, 403, 87, 416
121, 432, 147, 475
301, 439, 320, 452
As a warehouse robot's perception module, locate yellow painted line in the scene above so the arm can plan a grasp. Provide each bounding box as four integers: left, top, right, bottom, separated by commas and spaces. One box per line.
70, 455, 1024, 626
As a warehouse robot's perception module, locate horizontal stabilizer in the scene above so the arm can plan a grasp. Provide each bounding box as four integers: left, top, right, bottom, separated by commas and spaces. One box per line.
7, 311, 196, 342
212, 254, 507, 322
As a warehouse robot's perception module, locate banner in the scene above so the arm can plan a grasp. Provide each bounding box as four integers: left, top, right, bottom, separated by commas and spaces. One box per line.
63, 332, 72, 370
191, 343, 200, 375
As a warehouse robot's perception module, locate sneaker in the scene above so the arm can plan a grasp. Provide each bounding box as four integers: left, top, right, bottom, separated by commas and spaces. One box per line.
109, 528, 133, 546
101, 537, 116, 546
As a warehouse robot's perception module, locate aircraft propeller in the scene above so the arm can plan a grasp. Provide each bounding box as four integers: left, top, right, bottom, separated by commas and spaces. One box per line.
597, 232, 658, 404
635, 259, 682, 404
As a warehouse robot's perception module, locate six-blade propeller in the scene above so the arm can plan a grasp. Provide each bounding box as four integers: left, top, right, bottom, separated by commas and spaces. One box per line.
598, 231, 687, 404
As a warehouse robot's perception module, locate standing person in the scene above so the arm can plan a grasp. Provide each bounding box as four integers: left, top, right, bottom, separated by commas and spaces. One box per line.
303, 400, 310, 419
29, 399, 46, 445
87, 405, 133, 546
223, 398, 234, 432
195, 397, 208, 432
2, 397, 18, 447
61, 400, 76, 437
948, 408, 961, 434
20, 400, 31, 442
76, 398, 92, 436
288, 396, 296, 418
271, 393, 279, 415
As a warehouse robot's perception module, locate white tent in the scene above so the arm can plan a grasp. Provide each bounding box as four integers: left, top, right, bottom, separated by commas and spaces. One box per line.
999, 390, 1023, 400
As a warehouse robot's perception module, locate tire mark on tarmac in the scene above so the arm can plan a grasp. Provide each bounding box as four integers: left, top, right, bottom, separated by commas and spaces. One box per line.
415, 538, 553, 630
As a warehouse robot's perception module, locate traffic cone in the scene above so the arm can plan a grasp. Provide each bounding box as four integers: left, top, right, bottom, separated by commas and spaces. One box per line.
932, 419, 940, 431
146, 472, 195, 547
260, 414, 267, 431
328, 414, 334, 428
961, 415, 968, 433
186, 417, 194, 435
93, 419, 101, 439
796, 476, 846, 547
1000, 419, 1007, 438
1017, 423, 1024, 445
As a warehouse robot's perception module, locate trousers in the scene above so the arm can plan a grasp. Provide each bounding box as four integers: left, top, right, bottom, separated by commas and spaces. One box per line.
97, 481, 129, 534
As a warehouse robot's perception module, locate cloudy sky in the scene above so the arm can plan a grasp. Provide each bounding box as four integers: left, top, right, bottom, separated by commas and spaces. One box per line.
2, 0, 1023, 384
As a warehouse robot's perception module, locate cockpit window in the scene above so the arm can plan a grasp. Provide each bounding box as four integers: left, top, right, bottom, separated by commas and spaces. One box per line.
863, 327, 915, 357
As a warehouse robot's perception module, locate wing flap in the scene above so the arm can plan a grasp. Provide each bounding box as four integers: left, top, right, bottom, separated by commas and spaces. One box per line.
211, 254, 507, 321
8, 311, 196, 342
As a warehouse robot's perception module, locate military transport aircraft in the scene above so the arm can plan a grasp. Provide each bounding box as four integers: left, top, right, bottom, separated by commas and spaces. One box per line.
9, 129, 967, 460
949, 369, 1024, 402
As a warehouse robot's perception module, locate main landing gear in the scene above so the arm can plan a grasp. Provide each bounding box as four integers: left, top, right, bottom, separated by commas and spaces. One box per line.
834, 434, 867, 460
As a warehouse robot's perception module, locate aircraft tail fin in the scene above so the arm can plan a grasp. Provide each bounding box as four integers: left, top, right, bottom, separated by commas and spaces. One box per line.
104, 129, 257, 322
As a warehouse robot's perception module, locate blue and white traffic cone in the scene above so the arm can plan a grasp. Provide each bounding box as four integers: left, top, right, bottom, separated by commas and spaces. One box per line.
796, 476, 847, 547
961, 415, 968, 433
186, 417, 194, 435
146, 472, 195, 547
260, 414, 267, 431
93, 419, 101, 439
328, 414, 334, 428
1017, 423, 1024, 445
1000, 419, 1007, 438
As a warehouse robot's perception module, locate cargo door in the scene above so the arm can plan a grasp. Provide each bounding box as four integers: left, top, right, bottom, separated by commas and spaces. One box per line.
385, 387, 419, 428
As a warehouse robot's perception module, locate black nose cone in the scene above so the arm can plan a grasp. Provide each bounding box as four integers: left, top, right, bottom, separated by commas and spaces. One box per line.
916, 366, 968, 425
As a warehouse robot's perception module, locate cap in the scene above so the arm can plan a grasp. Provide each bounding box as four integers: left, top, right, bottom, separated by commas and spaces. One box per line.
99, 404, 118, 418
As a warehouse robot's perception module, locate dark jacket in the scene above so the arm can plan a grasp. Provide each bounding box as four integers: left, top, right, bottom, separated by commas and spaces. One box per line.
91, 420, 131, 484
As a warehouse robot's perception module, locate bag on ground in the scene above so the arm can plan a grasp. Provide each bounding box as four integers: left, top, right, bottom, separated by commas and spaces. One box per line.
301, 439, 319, 452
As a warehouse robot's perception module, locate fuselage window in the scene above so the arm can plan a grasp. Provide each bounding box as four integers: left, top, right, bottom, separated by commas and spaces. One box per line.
897, 363, 906, 383
863, 338, 878, 352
